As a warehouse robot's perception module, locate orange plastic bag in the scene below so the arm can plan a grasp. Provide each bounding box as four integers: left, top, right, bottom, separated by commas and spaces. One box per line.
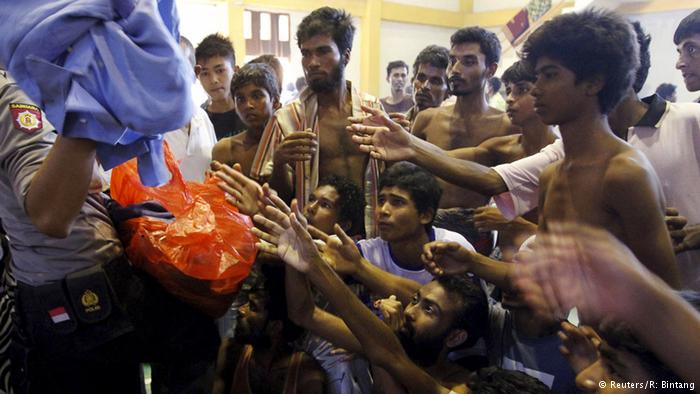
110, 145, 257, 317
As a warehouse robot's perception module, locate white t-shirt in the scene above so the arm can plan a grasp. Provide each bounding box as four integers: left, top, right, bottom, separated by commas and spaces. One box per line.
491, 95, 700, 289
164, 104, 217, 182
357, 226, 475, 284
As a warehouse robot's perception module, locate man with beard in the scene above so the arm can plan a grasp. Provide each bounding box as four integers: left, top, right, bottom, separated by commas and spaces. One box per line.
412, 27, 515, 254
422, 239, 577, 392
250, 7, 383, 237
213, 266, 326, 394
381, 60, 414, 113
251, 195, 489, 394
404, 45, 450, 126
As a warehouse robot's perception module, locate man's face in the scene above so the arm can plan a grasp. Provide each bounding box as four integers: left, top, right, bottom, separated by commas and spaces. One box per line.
505, 80, 537, 127
448, 42, 492, 97
676, 33, 700, 91
234, 83, 276, 131
413, 63, 448, 110
235, 292, 269, 344
532, 57, 588, 126
303, 185, 342, 234
398, 281, 462, 366
196, 55, 235, 101
388, 66, 409, 92
377, 186, 430, 243
300, 34, 346, 93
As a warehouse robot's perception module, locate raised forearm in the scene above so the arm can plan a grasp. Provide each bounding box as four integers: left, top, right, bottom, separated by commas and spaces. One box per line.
468, 253, 514, 291
411, 136, 507, 196
269, 162, 294, 202
308, 257, 407, 368
353, 258, 420, 305
285, 263, 317, 326
25, 136, 96, 238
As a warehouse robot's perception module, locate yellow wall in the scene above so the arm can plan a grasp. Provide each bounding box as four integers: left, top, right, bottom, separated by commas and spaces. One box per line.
219, 0, 695, 95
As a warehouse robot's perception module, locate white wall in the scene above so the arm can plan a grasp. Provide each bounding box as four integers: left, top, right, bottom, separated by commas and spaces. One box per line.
385, 0, 461, 11
630, 9, 697, 102
474, 0, 529, 12
378, 21, 455, 98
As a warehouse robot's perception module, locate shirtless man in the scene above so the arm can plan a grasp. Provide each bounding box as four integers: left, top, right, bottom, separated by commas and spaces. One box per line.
412, 27, 514, 250
348, 18, 681, 287
211, 63, 280, 180
404, 45, 450, 125
252, 7, 380, 213
523, 9, 679, 287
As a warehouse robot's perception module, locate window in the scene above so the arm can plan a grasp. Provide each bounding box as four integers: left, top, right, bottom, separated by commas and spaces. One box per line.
245, 11, 291, 59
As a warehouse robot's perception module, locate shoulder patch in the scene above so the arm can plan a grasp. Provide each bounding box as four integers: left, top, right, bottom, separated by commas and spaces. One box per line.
10, 103, 43, 134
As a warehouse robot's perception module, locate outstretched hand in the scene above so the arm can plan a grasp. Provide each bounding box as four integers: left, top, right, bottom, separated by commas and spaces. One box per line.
421, 241, 477, 276
346, 105, 415, 162
558, 322, 601, 374
513, 223, 654, 324
308, 224, 363, 276
214, 161, 265, 216
252, 198, 323, 273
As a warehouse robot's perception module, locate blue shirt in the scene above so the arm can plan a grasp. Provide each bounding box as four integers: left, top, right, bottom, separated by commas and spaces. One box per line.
0, 0, 190, 185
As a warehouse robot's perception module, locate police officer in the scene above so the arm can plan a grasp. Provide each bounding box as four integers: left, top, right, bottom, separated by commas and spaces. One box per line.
0, 70, 219, 393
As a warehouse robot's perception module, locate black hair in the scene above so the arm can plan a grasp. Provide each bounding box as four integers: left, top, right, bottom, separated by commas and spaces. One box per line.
450, 27, 501, 65
522, 9, 639, 114
501, 61, 536, 85
655, 83, 677, 100
488, 77, 502, 92
317, 175, 365, 237
378, 162, 442, 225
248, 54, 284, 92
674, 9, 700, 45
468, 367, 552, 393
230, 63, 280, 100
296, 7, 355, 54
631, 21, 651, 93
412, 45, 450, 80
195, 33, 236, 65
436, 275, 488, 348
179, 35, 195, 68
387, 60, 409, 77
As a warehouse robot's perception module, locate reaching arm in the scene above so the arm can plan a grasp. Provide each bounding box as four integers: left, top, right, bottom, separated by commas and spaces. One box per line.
256, 200, 456, 394
308, 225, 421, 306
422, 241, 515, 291
348, 105, 507, 197
25, 136, 97, 238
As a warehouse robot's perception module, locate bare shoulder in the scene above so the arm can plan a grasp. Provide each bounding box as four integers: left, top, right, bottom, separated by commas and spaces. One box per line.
604, 148, 658, 188
412, 106, 449, 137
211, 137, 233, 163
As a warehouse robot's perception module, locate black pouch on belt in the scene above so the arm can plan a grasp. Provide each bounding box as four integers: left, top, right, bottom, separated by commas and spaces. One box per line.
17, 263, 135, 356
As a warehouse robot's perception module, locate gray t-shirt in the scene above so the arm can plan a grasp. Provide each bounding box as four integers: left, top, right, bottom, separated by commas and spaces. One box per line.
0, 72, 122, 286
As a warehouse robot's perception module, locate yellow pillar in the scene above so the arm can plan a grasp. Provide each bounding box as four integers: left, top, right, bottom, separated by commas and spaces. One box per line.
228, 1, 246, 67
360, 0, 381, 96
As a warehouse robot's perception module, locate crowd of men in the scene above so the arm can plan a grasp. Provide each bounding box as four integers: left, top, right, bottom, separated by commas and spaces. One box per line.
1, 3, 700, 394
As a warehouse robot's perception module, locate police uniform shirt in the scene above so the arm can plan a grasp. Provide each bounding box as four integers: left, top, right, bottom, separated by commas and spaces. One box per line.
0, 72, 122, 286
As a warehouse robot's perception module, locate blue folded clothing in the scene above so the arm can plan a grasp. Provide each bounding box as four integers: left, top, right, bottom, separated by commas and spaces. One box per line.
0, 0, 191, 186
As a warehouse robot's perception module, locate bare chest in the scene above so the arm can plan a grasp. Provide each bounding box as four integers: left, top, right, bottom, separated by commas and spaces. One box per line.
541, 165, 621, 234
316, 110, 367, 183
424, 112, 509, 150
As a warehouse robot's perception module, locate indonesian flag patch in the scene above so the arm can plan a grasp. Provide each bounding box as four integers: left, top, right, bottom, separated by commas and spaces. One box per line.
48, 306, 70, 324
10, 103, 43, 134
